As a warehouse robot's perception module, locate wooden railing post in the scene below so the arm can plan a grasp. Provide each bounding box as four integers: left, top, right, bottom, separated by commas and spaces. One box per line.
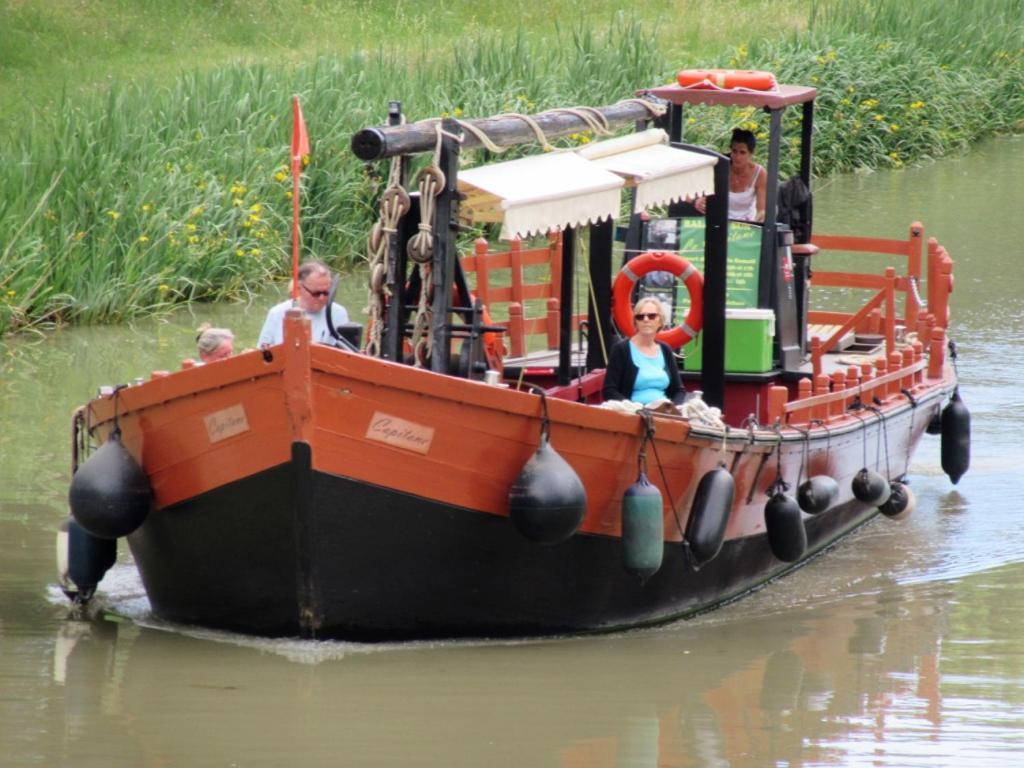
905, 223, 924, 331
508, 302, 525, 357
884, 266, 896, 360
830, 370, 847, 420
928, 327, 946, 379
813, 374, 830, 422
811, 336, 823, 380
926, 236, 941, 322
912, 341, 924, 385
791, 378, 813, 426
768, 386, 789, 426
473, 237, 490, 304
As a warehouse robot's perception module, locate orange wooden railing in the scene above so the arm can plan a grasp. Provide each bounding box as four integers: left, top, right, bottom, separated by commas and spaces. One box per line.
460, 233, 585, 358
762, 222, 955, 428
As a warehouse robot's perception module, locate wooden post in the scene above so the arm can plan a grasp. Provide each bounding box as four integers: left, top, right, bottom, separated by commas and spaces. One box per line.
901, 347, 914, 391
508, 303, 525, 357
830, 370, 846, 420
874, 357, 887, 401
928, 327, 946, 379
767, 385, 789, 426
811, 336, 822, 380
905, 223, 924, 331
473, 238, 490, 305
913, 341, 924, 385
889, 352, 903, 397
926, 237, 940, 321
792, 377, 814, 426
884, 266, 896, 360
847, 366, 861, 410
813, 374, 830, 423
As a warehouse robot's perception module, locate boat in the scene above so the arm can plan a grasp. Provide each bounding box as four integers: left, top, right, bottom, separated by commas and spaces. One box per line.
58, 75, 970, 640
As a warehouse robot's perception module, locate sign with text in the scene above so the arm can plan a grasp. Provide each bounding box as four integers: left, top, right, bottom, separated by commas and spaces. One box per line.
365, 412, 435, 455
645, 218, 762, 311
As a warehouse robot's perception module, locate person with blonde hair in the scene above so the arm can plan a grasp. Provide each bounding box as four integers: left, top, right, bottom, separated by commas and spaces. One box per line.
196, 323, 234, 363
602, 296, 684, 405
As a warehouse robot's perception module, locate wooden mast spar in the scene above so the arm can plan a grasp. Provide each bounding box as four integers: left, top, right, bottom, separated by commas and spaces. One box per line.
350, 99, 666, 161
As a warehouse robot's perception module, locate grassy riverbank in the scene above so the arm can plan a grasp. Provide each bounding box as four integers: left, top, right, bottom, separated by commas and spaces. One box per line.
0, 0, 1021, 335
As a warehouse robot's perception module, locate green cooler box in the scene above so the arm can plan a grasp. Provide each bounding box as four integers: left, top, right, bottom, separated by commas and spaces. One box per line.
683, 308, 775, 372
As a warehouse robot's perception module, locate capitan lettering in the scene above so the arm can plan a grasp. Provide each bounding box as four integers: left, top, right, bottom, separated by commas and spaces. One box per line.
365, 412, 434, 454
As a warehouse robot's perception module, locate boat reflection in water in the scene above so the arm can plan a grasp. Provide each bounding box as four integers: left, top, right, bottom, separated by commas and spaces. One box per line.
50, 582, 949, 767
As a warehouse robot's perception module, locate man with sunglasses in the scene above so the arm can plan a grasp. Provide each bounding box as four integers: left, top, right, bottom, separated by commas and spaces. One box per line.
257, 259, 350, 348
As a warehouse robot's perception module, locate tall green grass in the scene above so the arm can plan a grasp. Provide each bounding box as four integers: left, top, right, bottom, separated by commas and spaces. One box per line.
1, 0, 1021, 335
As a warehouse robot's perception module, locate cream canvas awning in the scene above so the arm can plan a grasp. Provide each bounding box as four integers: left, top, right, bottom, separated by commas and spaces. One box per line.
457, 128, 717, 240
458, 151, 625, 241
579, 129, 716, 212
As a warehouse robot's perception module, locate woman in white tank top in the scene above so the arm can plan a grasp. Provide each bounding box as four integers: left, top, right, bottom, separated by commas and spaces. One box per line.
727, 128, 766, 222
694, 128, 767, 223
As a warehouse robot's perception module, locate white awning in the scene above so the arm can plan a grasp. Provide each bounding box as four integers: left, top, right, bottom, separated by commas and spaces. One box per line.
458, 151, 624, 240
457, 128, 717, 240
580, 129, 716, 212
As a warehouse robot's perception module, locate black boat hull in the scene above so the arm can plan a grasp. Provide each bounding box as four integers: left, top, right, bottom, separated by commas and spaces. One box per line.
128, 442, 877, 641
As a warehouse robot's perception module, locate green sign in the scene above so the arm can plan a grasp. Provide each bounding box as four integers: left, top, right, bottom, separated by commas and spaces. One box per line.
646, 217, 762, 311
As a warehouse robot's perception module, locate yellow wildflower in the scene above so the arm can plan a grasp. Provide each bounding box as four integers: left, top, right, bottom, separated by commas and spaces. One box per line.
275, 170, 288, 183
874, 114, 885, 122
106, 210, 120, 221
138, 235, 150, 243
158, 284, 170, 293
236, 249, 245, 257
453, 107, 463, 117
142, 203, 152, 213
910, 101, 925, 110
285, 191, 293, 200
230, 183, 248, 196
232, 198, 244, 207
249, 248, 260, 257
249, 203, 262, 213
190, 205, 204, 218
889, 124, 900, 132
186, 223, 197, 233
188, 235, 199, 244
6, 289, 16, 297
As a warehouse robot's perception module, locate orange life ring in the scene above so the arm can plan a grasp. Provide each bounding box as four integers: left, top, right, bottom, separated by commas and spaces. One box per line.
676, 69, 777, 91
612, 251, 704, 349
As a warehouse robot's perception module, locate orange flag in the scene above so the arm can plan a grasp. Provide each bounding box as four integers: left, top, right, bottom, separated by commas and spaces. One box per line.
291, 96, 309, 168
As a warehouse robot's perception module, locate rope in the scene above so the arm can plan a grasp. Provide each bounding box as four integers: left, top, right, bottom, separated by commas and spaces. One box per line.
363, 155, 410, 357
642, 411, 686, 543
767, 424, 789, 496
584, 254, 609, 366
867, 405, 892, 478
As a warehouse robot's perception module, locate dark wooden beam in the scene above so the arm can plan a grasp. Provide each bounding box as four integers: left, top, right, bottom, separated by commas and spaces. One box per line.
351, 99, 663, 161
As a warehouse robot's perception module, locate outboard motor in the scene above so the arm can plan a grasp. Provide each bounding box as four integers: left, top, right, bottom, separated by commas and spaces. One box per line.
57, 517, 117, 603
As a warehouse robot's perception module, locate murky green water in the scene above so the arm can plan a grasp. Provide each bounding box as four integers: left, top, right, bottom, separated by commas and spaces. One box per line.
1, 136, 1022, 766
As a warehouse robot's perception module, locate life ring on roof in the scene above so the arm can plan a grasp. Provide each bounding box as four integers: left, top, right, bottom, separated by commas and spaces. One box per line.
612, 251, 704, 349
677, 69, 777, 91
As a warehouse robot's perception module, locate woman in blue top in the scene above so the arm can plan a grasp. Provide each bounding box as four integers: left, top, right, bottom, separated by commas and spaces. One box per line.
602, 297, 684, 405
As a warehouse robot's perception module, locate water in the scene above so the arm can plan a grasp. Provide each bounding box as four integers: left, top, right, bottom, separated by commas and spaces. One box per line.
2, 136, 1023, 766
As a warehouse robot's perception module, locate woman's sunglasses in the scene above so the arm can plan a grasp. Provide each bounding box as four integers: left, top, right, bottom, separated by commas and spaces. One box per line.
301, 283, 330, 299
633, 312, 661, 322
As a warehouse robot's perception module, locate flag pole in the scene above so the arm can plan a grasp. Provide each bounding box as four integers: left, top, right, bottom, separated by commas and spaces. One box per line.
290, 95, 309, 302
